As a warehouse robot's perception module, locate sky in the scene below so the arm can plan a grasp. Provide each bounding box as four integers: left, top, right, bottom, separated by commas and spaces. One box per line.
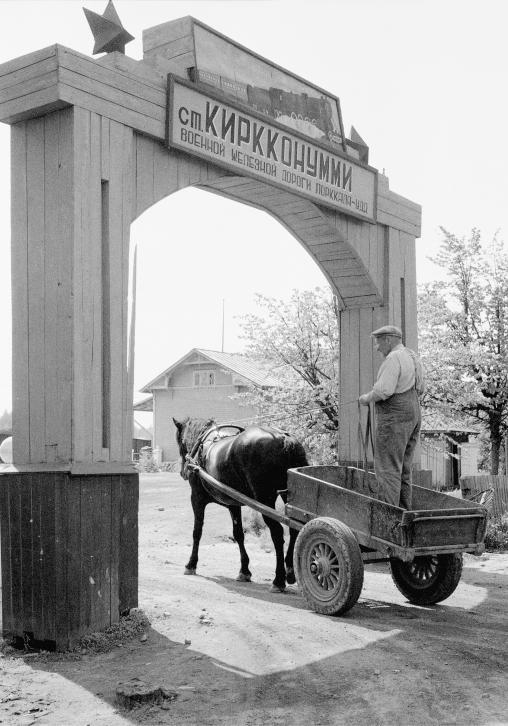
0, 0, 507, 415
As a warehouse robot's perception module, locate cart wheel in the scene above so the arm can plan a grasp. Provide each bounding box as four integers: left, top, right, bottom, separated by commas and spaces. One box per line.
389, 553, 463, 605
294, 517, 364, 615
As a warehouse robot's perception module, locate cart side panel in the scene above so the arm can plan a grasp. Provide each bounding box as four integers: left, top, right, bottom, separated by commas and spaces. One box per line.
412, 485, 481, 511
287, 469, 404, 546
295, 465, 379, 499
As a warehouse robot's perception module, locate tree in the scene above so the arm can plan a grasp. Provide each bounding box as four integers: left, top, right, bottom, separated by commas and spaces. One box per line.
236, 288, 340, 463
418, 227, 508, 473
0, 409, 12, 432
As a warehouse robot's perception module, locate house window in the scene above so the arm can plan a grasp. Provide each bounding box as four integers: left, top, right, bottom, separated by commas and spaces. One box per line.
193, 370, 215, 387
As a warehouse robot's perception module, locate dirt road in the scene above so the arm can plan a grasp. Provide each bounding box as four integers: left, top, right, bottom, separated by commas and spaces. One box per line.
1, 472, 507, 726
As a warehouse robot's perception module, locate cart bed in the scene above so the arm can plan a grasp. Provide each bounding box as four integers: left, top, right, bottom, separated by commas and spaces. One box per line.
286, 465, 487, 561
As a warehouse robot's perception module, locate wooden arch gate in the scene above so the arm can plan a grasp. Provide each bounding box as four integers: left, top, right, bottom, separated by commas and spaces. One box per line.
0, 24, 421, 648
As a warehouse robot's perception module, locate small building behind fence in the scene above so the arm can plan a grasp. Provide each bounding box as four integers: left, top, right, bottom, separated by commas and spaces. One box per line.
420, 413, 481, 491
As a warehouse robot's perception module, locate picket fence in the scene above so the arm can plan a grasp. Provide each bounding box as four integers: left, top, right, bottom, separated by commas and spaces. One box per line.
460, 475, 508, 518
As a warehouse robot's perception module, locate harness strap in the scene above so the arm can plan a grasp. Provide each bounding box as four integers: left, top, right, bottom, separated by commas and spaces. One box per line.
188, 424, 245, 467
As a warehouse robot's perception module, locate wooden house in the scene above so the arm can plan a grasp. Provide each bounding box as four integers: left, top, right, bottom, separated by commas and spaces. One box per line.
420, 412, 480, 490
134, 348, 279, 462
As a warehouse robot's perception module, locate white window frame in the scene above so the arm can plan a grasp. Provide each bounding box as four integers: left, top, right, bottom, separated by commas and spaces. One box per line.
193, 369, 216, 387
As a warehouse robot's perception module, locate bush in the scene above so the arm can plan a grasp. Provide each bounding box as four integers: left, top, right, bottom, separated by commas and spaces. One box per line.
484, 514, 508, 551
135, 447, 160, 473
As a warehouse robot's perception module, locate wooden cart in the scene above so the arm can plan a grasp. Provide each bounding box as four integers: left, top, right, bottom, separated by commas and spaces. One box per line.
188, 461, 487, 616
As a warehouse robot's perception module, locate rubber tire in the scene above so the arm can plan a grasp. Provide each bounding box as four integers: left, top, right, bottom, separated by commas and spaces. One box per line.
389, 553, 463, 605
294, 517, 364, 615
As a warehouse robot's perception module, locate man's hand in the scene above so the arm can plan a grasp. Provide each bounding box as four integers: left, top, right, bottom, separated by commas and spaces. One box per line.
358, 393, 371, 406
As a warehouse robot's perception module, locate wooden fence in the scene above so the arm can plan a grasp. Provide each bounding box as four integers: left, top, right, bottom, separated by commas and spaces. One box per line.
460, 475, 508, 518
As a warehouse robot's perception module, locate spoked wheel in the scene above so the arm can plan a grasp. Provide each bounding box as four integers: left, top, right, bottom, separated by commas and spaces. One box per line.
389, 553, 463, 605
294, 517, 364, 615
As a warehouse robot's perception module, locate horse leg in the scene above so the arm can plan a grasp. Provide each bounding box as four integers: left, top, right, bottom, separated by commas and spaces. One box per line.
185, 490, 207, 575
262, 515, 287, 592
229, 506, 252, 582
279, 490, 297, 585
285, 526, 299, 585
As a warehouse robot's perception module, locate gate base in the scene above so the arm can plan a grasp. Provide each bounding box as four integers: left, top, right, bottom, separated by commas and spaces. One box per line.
0, 470, 138, 650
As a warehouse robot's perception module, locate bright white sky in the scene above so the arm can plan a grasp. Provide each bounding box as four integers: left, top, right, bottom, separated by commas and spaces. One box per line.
0, 0, 507, 415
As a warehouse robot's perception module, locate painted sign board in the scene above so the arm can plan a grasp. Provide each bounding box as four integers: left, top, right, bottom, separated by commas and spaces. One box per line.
166, 76, 377, 223
189, 20, 346, 150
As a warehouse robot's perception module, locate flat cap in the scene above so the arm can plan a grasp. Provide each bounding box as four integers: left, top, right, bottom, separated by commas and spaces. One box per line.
371, 325, 403, 338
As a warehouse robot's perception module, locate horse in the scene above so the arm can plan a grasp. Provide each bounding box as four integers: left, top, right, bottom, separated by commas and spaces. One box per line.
173, 416, 309, 592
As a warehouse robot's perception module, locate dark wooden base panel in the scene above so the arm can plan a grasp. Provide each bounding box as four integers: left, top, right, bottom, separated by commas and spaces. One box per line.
0, 471, 138, 650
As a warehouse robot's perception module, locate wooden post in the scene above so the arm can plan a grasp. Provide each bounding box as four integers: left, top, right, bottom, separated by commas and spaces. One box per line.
1, 105, 138, 649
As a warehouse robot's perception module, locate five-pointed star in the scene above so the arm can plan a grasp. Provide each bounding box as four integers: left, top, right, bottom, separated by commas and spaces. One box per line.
83, 0, 134, 54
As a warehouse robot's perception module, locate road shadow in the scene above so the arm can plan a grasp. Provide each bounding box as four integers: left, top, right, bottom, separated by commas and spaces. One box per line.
11, 564, 506, 726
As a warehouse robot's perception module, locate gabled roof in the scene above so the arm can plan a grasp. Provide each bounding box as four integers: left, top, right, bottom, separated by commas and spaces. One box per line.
139, 348, 280, 393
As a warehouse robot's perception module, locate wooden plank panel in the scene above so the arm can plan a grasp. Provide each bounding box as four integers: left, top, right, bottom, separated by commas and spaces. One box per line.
368, 221, 381, 292
0, 56, 58, 92
9, 476, 23, 638
20, 475, 34, 636
80, 476, 112, 631
59, 48, 166, 106
0, 70, 58, 104
58, 83, 163, 140
119, 474, 139, 614
121, 126, 134, 461
72, 107, 92, 462
101, 116, 110, 180
143, 17, 194, 53
135, 134, 155, 217
99, 53, 169, 89
338, 312, 351, 460
26, 117, 46, 463
58, 66, 164, 124
43, 113, 61, 464
0, 87, 64, 125
401, 230, 419, 349
350, 308, 361, 462
38, 473, 56, 642
0, 44, 58, 79
378, 188, 421, 217
377, 208, 420, 237
10, 123, 30, 463
388, 227, 402, 325
107, 120, 129, 461
110, 476, 120, 619
53, 473, 68, 648
346, 217, 369, 270
90, 113, 104, 461
0, 477, 14, 636
152, 137, 176, 206
65, 476, 82, 645
54, 108, 74, 462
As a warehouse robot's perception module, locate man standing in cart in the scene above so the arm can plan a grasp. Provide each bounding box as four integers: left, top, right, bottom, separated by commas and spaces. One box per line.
358, 325, 425, 509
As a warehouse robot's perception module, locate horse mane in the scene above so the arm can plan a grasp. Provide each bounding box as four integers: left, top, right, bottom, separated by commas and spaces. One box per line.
182, 416, 216, 452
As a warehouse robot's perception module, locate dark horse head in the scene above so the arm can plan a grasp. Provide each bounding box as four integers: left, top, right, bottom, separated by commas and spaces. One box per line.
172, 416, 308, 592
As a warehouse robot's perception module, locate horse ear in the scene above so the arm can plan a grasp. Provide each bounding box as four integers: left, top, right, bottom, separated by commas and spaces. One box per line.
172, 417, 182, 430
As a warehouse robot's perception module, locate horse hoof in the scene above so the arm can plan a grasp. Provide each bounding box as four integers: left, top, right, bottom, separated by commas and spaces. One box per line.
236, 573, 252, 582
269, 584, 286, 593
184, 568, 196, 576
286, 570, 296, 585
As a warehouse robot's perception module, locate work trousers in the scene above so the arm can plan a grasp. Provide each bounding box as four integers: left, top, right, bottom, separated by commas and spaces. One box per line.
374, 388, 421, 509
